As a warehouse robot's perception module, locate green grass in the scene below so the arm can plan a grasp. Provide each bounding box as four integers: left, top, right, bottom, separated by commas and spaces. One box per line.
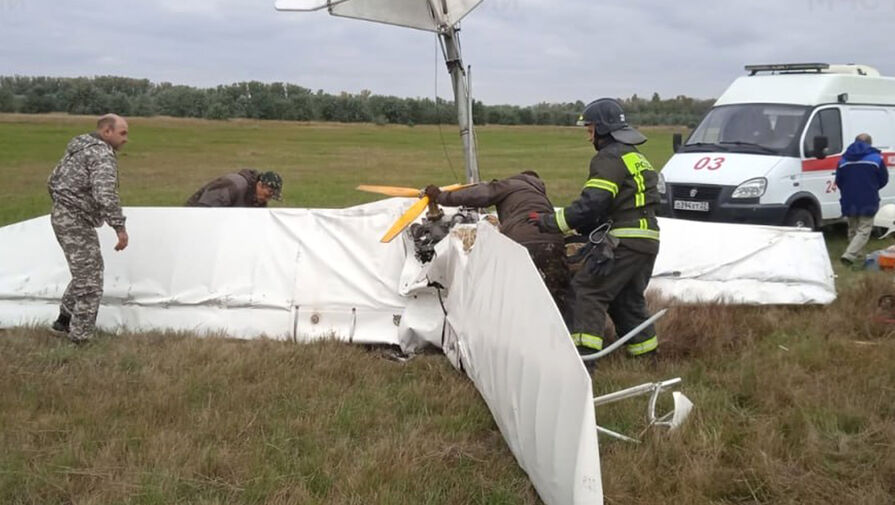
2, 114, 895, 504
0, 113, 681, 226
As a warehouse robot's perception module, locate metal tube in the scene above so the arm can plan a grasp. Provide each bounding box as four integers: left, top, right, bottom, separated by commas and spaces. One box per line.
440, 28, 479, 184
596, 425, 640, 444
581, 308, 668, 362
467, 64, 476, 181
593, 378, 682, 406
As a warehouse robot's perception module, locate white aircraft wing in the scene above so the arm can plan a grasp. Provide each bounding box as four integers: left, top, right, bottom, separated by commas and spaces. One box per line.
275, 0, 484, 32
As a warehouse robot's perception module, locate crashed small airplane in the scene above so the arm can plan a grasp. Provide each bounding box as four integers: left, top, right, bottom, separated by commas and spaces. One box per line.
0, 1, 837, 504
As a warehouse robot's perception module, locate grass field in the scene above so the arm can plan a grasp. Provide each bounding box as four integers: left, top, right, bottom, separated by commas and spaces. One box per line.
2, 114, 895, 505
0, 113, 684, 227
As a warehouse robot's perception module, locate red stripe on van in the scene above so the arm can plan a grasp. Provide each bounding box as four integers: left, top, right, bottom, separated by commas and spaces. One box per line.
802, 152, 895, 172
801, 155, 841, 172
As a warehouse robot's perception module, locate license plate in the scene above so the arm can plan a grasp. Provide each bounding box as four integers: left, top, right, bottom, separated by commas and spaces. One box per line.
673, 200, 710, 212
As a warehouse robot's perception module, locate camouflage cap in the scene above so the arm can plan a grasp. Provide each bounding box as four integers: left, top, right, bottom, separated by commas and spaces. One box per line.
258, 171, 283, 200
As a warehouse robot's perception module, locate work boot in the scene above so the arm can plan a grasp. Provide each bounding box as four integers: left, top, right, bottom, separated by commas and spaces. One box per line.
576, 346, 600, 374
582, 357, 597, 375
633, 349, 660, 369
50, 310, 71, 334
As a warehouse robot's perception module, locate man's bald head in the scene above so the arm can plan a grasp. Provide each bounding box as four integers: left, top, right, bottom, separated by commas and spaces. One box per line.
856, 133, 873, 145
96, 113, 129, 150
97, 113, 122, 130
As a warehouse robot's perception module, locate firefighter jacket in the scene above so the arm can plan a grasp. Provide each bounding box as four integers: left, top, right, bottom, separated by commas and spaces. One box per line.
437, 173, 564, 247
555, 140, 660, 254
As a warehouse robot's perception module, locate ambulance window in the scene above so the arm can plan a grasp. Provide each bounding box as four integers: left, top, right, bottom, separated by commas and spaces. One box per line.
848, 108, 893, 150
684, 104, 809, 155
803, 108, 842, 156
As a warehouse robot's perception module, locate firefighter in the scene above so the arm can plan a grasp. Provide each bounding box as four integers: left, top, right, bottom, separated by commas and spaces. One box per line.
530, 98, 660, 359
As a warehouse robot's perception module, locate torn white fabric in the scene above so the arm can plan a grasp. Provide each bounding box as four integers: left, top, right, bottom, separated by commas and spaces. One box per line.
0, 203, 835, 339
414, 223, 603, 504
276, 0, 484, 32
0, 201, 413, 340
649, 217, 836, 304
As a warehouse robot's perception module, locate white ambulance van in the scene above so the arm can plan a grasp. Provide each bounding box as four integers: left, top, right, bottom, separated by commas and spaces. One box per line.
658, 63, 895, 229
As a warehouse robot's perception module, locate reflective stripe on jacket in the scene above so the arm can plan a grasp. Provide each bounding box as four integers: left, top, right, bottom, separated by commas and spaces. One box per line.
556, 141, 660, 253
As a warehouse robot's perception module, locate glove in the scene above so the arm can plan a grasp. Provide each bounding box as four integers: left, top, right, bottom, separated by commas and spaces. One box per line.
582, 234, 619, 276
423, 184, 441, 200
528, 212, 561, 234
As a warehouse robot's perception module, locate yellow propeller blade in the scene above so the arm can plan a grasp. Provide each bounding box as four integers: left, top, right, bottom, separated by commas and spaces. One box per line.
358, 183, 471, 198
381, 196, 430, 243
440, 183, 471, 192
369, 182, 474, 243
356, 185, 420, 197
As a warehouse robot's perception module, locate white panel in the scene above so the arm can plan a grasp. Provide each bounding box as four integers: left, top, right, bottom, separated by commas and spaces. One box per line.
0, 207, 837, 342
419, 224, 603, 505
0, 203, 415, 342
846, 107, 895, 150
289, 205, 406, 311
397, 289, 445, 352
329, 0, 483, 32
649, 217, 836, 304
354, 308, 402, 344
275, 0, 331, 10
296, 307, 355, 341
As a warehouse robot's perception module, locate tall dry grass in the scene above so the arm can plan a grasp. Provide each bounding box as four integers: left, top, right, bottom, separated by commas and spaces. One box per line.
0, 332, 538, 504
3, 273, 894, 504
592, 273, 895, 505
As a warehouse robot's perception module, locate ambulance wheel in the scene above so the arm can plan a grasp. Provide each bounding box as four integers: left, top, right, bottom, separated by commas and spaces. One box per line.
783, 207, 816, 230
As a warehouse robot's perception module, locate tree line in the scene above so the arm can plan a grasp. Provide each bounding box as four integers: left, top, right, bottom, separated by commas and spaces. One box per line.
0, 76, 714, 127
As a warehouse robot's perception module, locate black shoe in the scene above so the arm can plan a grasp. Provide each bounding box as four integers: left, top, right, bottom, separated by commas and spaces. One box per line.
633, 349, 659, 368
840, 256, 853, 266
583, 358, 597, 374
51, 310, 71, 334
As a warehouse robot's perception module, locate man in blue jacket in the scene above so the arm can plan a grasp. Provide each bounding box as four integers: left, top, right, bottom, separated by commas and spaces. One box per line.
835, 133, 889, 266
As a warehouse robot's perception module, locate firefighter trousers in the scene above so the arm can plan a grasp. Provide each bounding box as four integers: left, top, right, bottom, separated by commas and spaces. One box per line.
569, 246, 658, 355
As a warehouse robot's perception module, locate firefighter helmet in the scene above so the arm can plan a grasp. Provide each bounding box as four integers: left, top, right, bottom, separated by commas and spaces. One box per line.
577, 98, 647, 145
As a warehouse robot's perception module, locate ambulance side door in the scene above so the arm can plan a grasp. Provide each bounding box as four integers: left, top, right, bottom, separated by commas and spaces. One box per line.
844, 106, 895, 206
800, 107, 843, 220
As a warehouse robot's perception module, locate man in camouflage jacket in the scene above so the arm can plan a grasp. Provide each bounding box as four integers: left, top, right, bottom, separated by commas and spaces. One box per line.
185, 169, 283, 207
47, 114, 129, 344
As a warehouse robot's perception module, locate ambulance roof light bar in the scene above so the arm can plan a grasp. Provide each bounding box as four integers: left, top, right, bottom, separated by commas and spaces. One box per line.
745, 63, 830, 76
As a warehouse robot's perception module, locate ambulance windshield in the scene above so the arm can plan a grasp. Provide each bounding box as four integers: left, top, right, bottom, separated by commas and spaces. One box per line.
683, 104, 810, 156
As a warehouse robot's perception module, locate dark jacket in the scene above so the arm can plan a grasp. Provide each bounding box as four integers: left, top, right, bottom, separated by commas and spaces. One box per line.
47, 133, 126, 230
556, 140, 660, 254
835, 141, 888, 216
186, 169, 265, 207
436, 173, 563, 246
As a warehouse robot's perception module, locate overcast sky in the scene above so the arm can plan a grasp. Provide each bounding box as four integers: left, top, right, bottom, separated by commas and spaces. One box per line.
1, 0, 893, 105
